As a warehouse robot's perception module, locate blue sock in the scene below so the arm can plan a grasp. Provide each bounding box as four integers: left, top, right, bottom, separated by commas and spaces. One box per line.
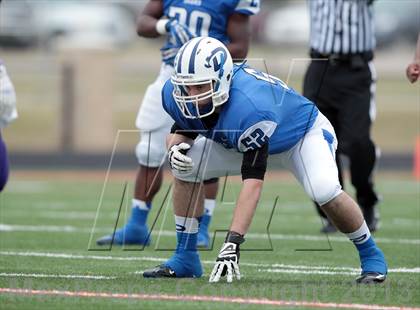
199, 199, 215, 235
176, 230, 198, 252
164, 216, 202, 277
347, 221, 387, 275
129, 199, 151, 226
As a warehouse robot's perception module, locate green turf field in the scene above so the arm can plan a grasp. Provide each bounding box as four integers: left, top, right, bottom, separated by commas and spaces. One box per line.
0, 171, 419, 309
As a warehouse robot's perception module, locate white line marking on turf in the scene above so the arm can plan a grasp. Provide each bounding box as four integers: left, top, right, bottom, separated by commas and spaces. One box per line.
1, 224, 419, 245
1, 287, 419, 310
0, 224, 107, 233
1, 251, 419, 275
0, 273, 115, 280
257, 269, 357, 276
0, 251, 166, 262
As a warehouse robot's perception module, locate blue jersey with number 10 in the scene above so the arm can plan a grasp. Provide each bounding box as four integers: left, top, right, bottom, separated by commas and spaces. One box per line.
163, 0, 260, 45
162, 64, 319, 154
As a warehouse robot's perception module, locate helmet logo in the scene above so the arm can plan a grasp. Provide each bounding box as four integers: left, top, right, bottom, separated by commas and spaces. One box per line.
205, 47, 227, 79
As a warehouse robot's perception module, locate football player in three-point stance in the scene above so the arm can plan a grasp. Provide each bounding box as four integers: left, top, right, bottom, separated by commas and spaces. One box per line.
96, 0, 260, 247
142, 37, 387, 284
0, 60, 18, 192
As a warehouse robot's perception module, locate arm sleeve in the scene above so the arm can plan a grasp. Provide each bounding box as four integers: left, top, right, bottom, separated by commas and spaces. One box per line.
170, 122, 199, 140
241, 143, 268, 180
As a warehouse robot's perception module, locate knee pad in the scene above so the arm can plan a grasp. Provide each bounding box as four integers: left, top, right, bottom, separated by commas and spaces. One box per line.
135, 129, 168, 167
306, 176, 343, 206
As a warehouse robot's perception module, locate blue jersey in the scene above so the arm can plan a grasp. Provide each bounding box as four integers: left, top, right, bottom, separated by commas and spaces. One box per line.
162, 0, 259, 45
162, 64, 319, 154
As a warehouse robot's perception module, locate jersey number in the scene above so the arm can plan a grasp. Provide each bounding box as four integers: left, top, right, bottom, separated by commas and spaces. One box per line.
244, 67, 289, 89
169, 7, 211, 37
241, 128, 268, 150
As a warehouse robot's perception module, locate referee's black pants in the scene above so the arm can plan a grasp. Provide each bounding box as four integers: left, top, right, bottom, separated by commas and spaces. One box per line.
303, 57, 379, 222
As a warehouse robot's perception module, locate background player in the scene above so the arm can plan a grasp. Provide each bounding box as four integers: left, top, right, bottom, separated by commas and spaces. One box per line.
0, 60, 18, 192
142, 38, 388, 284
96, 0, 260, 247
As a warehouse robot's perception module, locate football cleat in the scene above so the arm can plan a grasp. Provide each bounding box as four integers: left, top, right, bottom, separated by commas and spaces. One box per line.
357, 244, 387, 285
144, 252, 203, 278
96, 224, 151, 246
143, 265, 177, 278
356, 272, 386, 284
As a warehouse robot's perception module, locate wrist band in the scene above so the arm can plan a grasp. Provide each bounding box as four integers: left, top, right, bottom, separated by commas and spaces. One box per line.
156, 19, 169, 35
225, 231, 245, 245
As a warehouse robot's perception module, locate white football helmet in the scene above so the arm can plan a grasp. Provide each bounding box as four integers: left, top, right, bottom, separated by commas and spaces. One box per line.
171, 37, 233, 119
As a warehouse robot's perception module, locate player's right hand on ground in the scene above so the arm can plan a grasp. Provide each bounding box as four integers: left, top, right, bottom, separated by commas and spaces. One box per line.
209, 241, 241, 283
168, 143, 193, 172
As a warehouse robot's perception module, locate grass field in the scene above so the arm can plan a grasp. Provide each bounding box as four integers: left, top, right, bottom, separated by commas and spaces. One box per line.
0, 170, 419, 309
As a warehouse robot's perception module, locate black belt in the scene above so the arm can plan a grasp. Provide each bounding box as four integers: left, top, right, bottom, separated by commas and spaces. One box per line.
310, 49, 374, 64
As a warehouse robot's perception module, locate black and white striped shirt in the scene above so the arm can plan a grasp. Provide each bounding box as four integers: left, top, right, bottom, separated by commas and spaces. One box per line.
308, 0, 375, 55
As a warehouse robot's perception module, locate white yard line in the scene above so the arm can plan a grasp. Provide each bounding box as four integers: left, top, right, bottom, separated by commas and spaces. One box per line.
1, 223, 419, 245
0, 273, 115, 280
1, 287, 419, 310
1, 251, 419, 275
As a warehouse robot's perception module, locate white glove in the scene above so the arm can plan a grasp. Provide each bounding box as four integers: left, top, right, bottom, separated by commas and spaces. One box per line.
168, 142, 193, 172
209, 232, 244, 283
0, 63, 17, 128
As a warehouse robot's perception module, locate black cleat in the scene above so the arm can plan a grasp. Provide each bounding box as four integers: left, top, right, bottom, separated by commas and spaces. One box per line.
143, 265, 177, 278
356, 272, 386, 284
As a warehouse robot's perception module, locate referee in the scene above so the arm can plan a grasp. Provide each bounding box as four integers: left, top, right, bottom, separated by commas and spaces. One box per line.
303, 0, 380, 233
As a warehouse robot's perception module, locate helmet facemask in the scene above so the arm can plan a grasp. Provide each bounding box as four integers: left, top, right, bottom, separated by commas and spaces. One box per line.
171, 75, 229, 119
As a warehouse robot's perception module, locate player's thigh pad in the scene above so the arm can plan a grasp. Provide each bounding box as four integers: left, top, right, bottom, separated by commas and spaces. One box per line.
172, 136, 242, 182
283, 113, 342, 205
135, 125, 171, 167
135, 64, 174, 131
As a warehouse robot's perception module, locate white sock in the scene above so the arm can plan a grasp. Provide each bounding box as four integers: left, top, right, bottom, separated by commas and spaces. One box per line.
204, 199, 216, 216
346, 221, 371, 245
132, 199, 150, 211
175, 215, 199, 234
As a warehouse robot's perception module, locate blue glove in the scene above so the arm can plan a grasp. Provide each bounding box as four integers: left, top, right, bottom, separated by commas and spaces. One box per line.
166, 19, 196, 48
160, 19, 195, 66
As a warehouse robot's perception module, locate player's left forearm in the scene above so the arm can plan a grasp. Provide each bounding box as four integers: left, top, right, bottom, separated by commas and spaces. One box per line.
229, 179, 264, 235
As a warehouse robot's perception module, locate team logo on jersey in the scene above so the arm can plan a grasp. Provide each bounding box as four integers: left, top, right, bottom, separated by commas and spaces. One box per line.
205, 47, 227, 79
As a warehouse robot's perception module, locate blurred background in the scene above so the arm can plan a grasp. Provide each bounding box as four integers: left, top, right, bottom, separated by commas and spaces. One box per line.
0, 0, 419, 172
